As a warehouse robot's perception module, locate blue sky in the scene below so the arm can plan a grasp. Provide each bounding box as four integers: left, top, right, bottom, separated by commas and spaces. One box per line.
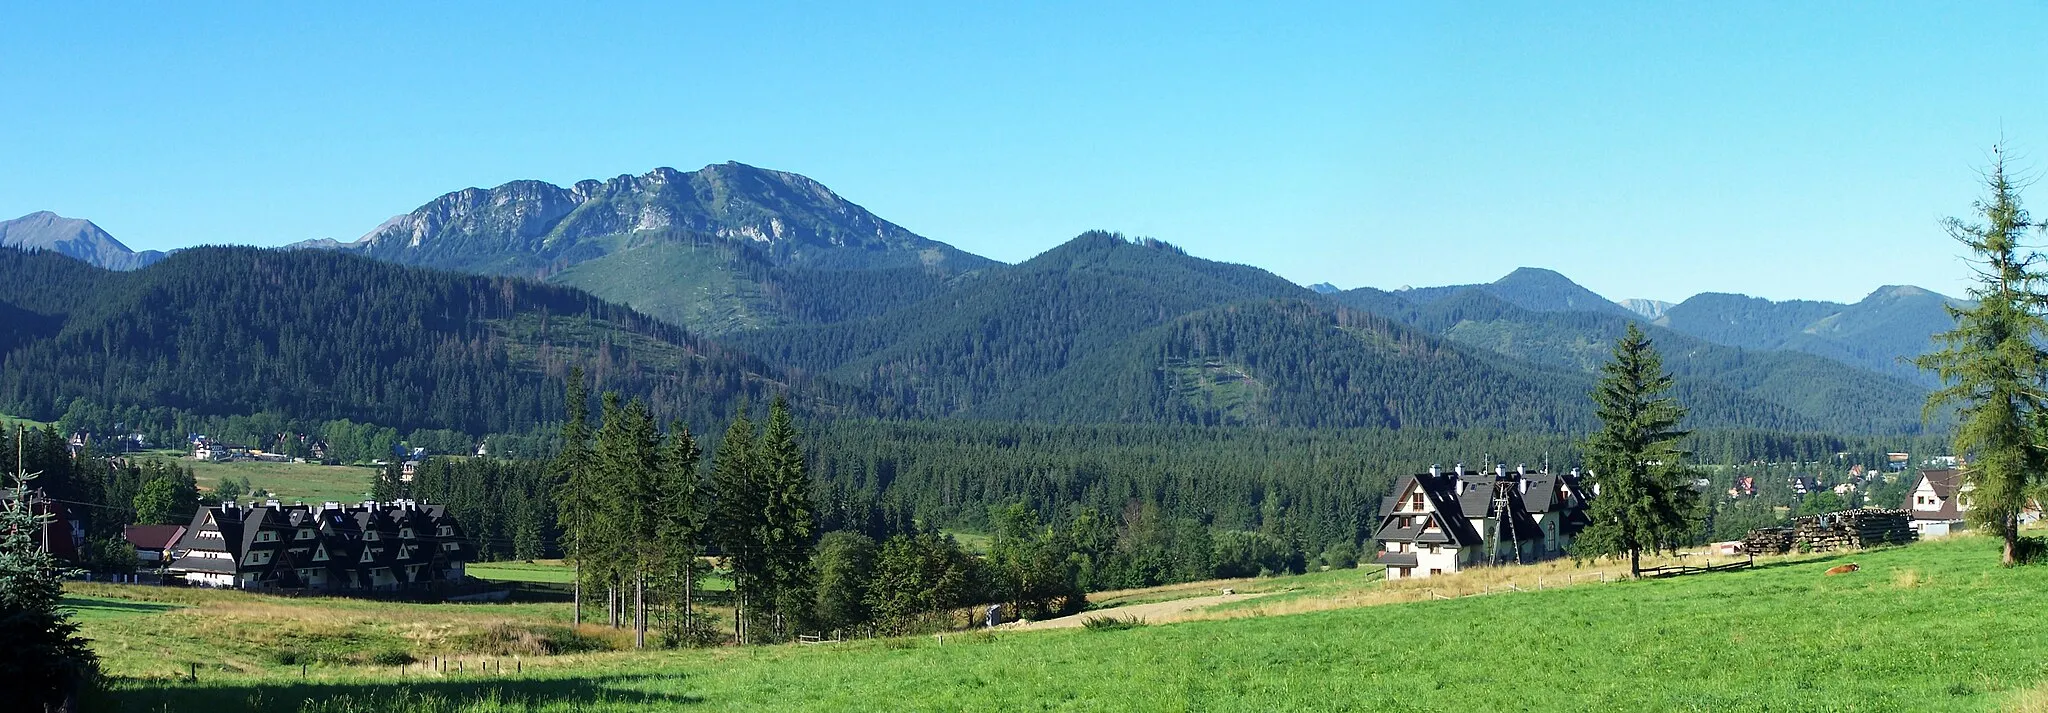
2, 2, 2043, 303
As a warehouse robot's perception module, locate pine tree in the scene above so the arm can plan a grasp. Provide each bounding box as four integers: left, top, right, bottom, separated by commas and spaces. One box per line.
1578, 323, 1696, 577
373, 458, 404, 501
1915, 145, 2047, 566
757, 396, 816, 639
709, 406, 762, 644
551, 367, 595, 626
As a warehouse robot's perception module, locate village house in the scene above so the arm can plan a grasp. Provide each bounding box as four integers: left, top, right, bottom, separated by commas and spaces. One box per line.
165, 499, 475, 593
123, 524, 186, 564
1, 488, 85, 561
1904, 468, 2044, 537
1372, 464, 1592, 580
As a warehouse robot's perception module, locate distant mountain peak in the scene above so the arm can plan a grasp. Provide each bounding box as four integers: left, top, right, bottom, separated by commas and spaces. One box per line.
0, 211, 166, 271
1308, 282, 1341, 294
342, 163, 996, 276
1617, 298, 1674, 320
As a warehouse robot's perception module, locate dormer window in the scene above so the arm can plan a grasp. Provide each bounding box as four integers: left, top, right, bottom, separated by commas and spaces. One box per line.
255, 531, 278, 542
242, 550, 272, 565
399, 528, 415, 539
364, 531, 380, 541
312, 545, 329, 562
437, 525, 454, 537
296, 529, 316, 540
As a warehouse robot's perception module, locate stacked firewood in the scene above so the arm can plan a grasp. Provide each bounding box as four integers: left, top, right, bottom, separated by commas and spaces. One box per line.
1792, 508, 1916, 551
1744, 526, 1796, 555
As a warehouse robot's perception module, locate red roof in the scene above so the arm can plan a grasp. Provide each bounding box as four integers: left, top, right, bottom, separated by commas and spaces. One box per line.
124, 524, 186, 551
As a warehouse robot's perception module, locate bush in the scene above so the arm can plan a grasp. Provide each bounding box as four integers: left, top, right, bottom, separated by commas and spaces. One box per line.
1082, 615, 1143, 631
269, 647, 311, 666
368, 649, 416, 666
455, 623, 611, 656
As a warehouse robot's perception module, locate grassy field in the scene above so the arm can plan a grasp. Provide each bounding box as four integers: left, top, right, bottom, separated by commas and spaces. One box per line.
80, 534, 2048, 711
159, 453, 378, 503
469, 560, 732, 591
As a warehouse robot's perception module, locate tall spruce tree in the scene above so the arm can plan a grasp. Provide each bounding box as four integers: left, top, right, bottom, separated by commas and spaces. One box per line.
592, 395, 662, 647
758, 396, 817, 639
1915, 145, 2047, 566
655, 420, 707, 647
551, 367, 594, 626
710, 406, 763, 644
1578, 323, 1696, 578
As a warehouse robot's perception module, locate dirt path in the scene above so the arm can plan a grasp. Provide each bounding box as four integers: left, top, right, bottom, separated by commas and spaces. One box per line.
1012, 592, 1266, 630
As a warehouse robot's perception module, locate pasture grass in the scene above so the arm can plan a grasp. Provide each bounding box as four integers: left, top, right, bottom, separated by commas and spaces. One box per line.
87, 534, 2048, 711
469, 560, 733, 591
171, 456, 379, 502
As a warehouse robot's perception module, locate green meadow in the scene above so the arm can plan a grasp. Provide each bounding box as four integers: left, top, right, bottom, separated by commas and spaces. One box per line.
76, 534, 2048, 712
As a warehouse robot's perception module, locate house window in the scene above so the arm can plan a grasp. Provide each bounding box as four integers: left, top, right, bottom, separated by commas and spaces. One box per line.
1407, 493, 1425, 511
442, 542, 460, 551
256, 531, 278, 542
400, 528, 414, 539
1397, 567, 1413, 578
364, 531, 379, 541
1427, 545, 1440, 555
296, 529, 316, 540
437, 525, 454, 537
312, 546, 329, 562
199, 530, 222, 539
1430, 568, 1443, 576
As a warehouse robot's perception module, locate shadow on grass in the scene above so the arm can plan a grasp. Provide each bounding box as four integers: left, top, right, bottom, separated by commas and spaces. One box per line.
101, 674, 704, 712
63, 596, 182, 617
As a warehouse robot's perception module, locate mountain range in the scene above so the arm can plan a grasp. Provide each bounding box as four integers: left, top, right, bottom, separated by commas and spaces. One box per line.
0, 162, 1964, 437
0, 211, 167, 271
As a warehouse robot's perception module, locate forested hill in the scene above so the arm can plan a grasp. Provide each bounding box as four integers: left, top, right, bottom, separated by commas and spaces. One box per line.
0, 246, 884, 435
725, 231, 1319, 414
1326, 286, 1935, 433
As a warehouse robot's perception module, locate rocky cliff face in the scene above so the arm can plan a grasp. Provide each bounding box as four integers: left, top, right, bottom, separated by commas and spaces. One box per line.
345, 162, 992, 275
0, 211, 166, 271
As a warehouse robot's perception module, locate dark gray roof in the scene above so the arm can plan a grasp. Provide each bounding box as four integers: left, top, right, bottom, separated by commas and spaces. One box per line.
1375, 552, 1419, 567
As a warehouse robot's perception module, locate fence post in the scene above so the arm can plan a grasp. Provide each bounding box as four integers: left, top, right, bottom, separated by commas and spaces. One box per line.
189, 662, 197, 682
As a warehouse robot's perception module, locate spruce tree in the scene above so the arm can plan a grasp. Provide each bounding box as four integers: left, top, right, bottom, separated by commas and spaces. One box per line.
551, 367, 594, 626
1, 469, 98, 709
592, 396, 662, 647
709, 406, 762, 644
1578, 323, 1696, 578
1915, 145, 2047, 566
757, 396, 816, 639
654, 420, 706, 647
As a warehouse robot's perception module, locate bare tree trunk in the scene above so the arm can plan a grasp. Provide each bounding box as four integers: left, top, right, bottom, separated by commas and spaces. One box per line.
635, 571, 646, 649
572, 568, 581, 627
683, 560, 695, 644
1629, 548, 1641, 579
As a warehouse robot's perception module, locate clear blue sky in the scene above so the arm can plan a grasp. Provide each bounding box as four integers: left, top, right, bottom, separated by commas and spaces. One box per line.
3, 2, 2043, 303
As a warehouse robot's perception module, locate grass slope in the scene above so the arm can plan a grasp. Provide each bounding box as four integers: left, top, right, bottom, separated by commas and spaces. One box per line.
92, 535, 2048, 711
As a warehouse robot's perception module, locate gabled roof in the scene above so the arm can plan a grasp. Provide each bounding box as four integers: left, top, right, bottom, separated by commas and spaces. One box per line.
123, 524, 185, 551
1919, 469, 1962, 499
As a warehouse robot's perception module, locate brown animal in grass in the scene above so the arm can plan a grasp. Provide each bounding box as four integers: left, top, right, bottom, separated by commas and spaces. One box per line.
1824, 563, 1860, 576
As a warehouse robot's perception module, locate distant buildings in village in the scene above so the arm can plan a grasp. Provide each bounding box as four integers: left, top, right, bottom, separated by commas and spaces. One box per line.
1371, 464, 1591, 580
164, 499, 476, 593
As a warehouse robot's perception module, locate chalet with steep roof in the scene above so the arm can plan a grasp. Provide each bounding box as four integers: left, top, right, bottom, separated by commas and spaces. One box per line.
1372, 464, 1591, 580
166, 499, 474, 593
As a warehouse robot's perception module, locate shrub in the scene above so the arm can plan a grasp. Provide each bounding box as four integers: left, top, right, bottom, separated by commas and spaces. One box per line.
455, 623, 611, 656
269, 647, 310, 666
369, 649, 416, 666
1082, 615, 1143, 631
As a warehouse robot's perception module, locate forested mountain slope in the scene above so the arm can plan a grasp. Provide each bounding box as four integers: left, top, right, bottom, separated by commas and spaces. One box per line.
0, 247, 882, 435
726, 232, 1319, 414
541, 230, 962, 334
1655, 286, 1961, 386
1327, 286, 1933, 433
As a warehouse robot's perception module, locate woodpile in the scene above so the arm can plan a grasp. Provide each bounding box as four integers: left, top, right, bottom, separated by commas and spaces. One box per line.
1793, 508, 1916, 551
1747, 508, 1916, 555
1744, 526, 1795, 555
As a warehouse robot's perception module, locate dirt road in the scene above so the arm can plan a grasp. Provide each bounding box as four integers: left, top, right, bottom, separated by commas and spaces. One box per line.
1012, 592, 1265, 630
